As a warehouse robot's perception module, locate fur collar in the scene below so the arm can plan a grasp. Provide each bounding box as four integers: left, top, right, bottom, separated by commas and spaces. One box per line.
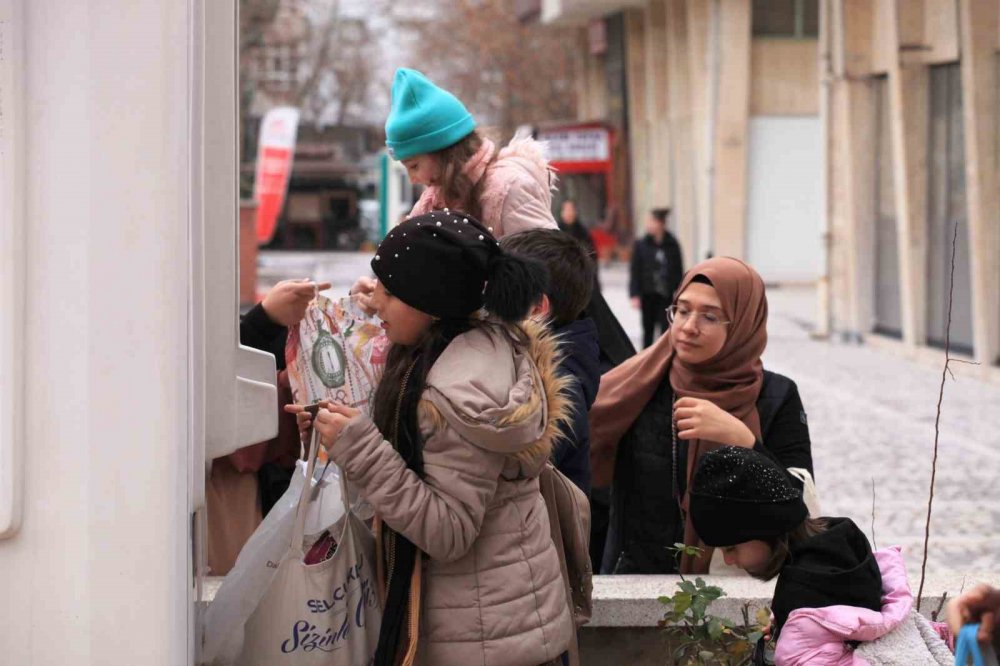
417, 319, 571, 469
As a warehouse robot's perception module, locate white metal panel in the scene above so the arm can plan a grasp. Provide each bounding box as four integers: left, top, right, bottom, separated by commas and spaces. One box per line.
0, 0, 25, 539
198, 0, 278, 470
746, 116, 825, 283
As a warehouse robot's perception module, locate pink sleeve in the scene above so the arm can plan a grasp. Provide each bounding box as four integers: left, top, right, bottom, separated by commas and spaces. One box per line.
774, 614, 859, 666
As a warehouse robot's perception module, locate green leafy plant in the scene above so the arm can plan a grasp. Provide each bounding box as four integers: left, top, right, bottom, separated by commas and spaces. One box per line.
657, 544, 772, 665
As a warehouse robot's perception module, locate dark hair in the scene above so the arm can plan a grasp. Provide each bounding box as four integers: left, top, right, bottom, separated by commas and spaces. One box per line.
431, 129, 496, 221
500, 229, 594, 327
371, 319, 529, 472
749, 517, 829, 581
651, 208, 671, 224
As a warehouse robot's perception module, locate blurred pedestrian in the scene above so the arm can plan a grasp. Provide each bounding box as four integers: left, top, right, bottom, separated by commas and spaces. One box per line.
557, 199, 597, 261
630, 208, 684, 348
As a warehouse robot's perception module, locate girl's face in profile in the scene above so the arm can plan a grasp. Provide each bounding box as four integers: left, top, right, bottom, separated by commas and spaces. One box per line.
670, 282, 729, 364
401, 154, 440, 187
720, 540, 772, 575
370, 281, 435, 346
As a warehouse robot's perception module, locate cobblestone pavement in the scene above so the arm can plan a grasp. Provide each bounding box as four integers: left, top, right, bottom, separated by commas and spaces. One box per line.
261, 251, 1000, 577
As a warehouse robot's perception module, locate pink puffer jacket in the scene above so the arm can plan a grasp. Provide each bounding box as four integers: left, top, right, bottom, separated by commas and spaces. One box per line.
409, 135, 558, 238
775, 547, 953, 665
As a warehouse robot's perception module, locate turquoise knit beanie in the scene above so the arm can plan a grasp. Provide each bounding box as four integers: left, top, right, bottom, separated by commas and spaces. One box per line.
385, 68, 477, 161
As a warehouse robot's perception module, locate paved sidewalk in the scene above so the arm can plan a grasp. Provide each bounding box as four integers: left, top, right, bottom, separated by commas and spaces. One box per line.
261, 251, 1000, 577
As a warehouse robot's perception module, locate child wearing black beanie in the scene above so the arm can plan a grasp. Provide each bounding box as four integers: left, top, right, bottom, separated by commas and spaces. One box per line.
691, 448, 880, 651
293, 211, 573, 666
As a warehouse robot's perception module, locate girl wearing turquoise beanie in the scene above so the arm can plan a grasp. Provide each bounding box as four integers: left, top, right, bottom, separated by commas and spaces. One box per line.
384, 68, 559, 238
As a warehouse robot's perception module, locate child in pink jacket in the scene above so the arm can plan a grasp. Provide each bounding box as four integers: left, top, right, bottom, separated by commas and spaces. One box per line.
385, 67, 557, 238
689, 447, 953, 665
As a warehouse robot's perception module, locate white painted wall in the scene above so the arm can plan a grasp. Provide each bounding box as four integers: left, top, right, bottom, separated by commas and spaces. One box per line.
746, 116, 825, 283
0, 1, 192, 662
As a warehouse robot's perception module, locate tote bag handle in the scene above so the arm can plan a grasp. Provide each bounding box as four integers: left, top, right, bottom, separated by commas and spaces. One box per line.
289, 421, 352, 558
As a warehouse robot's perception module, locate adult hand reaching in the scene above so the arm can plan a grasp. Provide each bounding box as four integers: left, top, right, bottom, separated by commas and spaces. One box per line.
261, 278, 332, 327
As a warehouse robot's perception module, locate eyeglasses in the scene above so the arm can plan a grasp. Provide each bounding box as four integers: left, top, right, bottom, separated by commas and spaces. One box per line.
665, 305, 731, 330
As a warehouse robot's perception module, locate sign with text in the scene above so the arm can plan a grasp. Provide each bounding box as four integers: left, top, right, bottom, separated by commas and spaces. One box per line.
539, 127, 611, 164
254, 106, 300, 245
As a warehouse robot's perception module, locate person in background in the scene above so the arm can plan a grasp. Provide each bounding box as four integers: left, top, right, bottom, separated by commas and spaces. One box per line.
689, 447, 953, 665
501, 229, 600, 496
590, 258, 814, 576
557, 199, 597, 263
630, 208, 684, 348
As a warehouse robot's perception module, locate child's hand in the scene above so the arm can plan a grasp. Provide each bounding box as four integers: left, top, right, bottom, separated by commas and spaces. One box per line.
262, 279, 332, 327
284, 401, 331, 443
947, 584, 1000, 644
349, 276, 377, 316
313, 404, 362, 451
630, 296, 641, 310
674, 397, 756, 447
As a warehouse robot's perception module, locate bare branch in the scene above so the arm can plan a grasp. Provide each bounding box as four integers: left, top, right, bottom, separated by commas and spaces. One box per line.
916, 220, 961, 611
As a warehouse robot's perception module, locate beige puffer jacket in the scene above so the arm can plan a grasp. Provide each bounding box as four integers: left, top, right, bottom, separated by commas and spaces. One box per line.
331, 322, 574, 666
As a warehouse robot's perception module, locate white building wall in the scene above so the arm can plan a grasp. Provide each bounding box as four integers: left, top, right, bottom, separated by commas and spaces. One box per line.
746, 116, 825, 283
0, 1, 192, 662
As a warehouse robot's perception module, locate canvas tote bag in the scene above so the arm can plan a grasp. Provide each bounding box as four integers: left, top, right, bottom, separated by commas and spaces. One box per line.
238, 429, 381, 665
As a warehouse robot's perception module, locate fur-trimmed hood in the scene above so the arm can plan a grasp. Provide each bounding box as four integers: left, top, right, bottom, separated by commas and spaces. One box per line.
493, 133, 557, 194
418, 320, 571, 473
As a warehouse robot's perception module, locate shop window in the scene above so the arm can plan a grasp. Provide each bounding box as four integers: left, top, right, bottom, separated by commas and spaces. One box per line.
752, 0, 819, 38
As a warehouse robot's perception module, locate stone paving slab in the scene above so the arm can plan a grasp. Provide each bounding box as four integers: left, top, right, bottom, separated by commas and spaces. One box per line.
260, 251, 1000, 577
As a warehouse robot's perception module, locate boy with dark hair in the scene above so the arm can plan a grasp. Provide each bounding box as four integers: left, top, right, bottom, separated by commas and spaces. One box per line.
501, 230, 600, 496
630, 208, 684, 348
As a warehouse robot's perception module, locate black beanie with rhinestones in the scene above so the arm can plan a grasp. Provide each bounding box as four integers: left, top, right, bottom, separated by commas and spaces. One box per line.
371, 210, 547, 320
689, 446, 808, 547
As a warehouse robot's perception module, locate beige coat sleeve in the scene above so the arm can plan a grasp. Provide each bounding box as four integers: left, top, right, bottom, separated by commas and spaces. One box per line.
331, 413, 505, 563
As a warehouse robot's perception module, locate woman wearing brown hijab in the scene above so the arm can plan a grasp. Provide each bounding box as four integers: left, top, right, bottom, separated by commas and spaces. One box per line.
589, 257, 815, 575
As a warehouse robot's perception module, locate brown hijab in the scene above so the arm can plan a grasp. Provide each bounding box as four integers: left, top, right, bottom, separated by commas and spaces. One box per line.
589, 257, 768, 573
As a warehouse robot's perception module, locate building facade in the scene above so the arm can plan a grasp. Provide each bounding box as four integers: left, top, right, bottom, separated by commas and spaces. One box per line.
539, 0, 1000, 371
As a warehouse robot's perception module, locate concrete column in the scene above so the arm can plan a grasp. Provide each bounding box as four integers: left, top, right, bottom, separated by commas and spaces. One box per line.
711, 0, 752, 259
887, 0, 930, 348
958, 0, 1000, 366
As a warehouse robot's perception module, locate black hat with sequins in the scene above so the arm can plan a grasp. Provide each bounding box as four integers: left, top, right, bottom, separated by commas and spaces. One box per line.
371, 210, 547, 321
689, 446, 808, 547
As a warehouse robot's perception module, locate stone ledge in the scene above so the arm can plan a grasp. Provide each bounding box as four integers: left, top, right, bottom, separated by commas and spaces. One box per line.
203, 571, 1000, 627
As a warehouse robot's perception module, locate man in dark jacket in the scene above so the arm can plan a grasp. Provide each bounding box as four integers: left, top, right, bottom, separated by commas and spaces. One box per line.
630, 208, 684, 348
501, 230, 600, 496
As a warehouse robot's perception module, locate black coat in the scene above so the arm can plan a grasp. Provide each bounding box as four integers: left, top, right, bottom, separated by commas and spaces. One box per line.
582, 284, 636, 373
629, 232, 684, 300
551, 318, 601, 496
240, 303, 288, 370
602, 370, 814, 574
771, 517, 882, 637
